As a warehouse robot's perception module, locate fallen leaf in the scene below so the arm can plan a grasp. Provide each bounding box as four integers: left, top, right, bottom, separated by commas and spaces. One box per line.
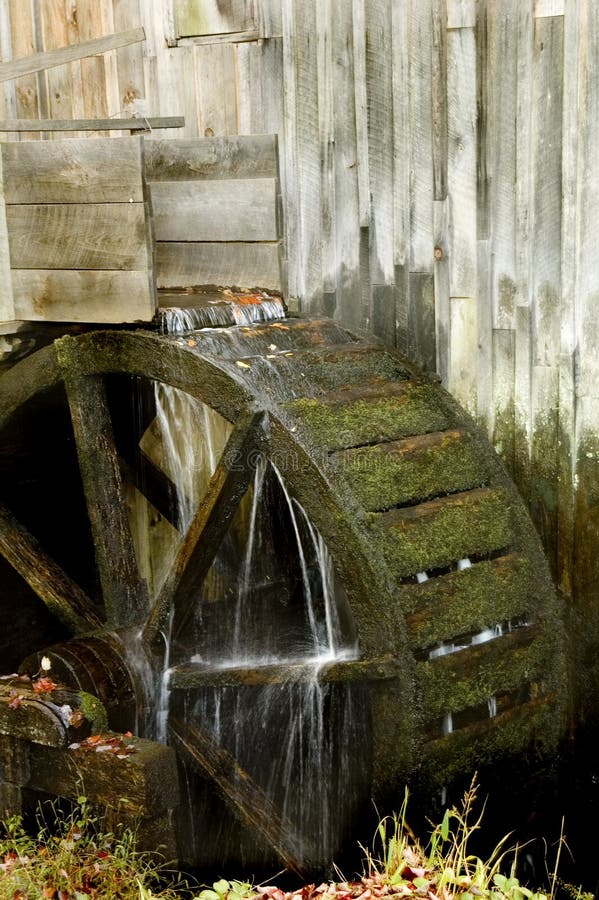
69, 709, 85, 728
32, 677, 58, 694
8, 691, 22, 710
236, 360, 251, 369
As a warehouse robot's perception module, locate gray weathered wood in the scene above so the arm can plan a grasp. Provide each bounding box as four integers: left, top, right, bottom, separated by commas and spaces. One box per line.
175, 0, 255, 37
0, 27, 146, 83
150, 178, 278, 242
12, 270, 156, 323
449, 295, 478, 418
155, 241, 283, 291
0, 116, 184, 131
1, 137, 145, 204
447, 27, 477, 298
431, 0, 448, 202
6, 203, 149, 271
0, 147, 13, 322
145, 134, 279, 180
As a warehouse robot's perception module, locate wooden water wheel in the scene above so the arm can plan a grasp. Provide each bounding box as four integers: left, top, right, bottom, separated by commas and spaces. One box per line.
0, 316, 565, 874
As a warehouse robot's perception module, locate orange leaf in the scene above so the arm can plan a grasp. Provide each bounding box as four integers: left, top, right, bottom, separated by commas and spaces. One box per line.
32, 677, 58, 693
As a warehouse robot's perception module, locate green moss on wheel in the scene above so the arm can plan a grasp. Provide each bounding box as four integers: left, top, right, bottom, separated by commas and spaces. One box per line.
334, 430, 488, 511
371, 488, 512, 578
284, 383, 450, 451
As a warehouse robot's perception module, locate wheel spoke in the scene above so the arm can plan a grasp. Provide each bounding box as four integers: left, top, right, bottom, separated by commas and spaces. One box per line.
0, 501, 103, 634
167, 656, 402, 689
169, 716, 309, 877
142, 410, 265, 648
56, 337, 149, 628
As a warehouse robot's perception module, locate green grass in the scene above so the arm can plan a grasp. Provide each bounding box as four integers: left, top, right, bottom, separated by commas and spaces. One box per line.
0, 779, 591, 900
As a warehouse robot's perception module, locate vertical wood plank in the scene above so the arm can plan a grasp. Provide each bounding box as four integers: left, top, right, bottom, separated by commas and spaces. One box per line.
408, 272, 436, 374
112, 0, 146, 118
433, 200, 449, 385
195, 43, 238, 137
572, 0, 599, 646
446, 26, 477, 298
293, 0, 322, 310
0, 148, 15, 323
408, 0, 434, 272
491, 327, 516, 473
529, 15, 563, 569
365, 0, 394, 286
557, 0, 580, 598
431, 0, 447, 201
8, 0, 39, 130
449, 296, 477, 417
281, 0, 300, 304
0, 0, 18, 140
332, 0, 361, 328
317, 0, 336, 296
392, 1, 410, 349
352, 0, 370, 228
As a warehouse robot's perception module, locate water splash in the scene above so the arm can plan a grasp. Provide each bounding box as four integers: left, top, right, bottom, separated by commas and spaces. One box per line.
159, 294, 286, 333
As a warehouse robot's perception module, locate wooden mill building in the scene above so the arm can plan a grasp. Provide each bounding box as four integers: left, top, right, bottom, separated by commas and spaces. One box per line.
0, 0, 596, 727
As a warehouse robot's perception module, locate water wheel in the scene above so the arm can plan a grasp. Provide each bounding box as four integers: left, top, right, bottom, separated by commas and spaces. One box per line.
0, 314, 564, 874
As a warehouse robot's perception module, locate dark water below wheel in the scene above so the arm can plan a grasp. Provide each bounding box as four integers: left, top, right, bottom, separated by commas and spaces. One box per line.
0, 314, 565, 875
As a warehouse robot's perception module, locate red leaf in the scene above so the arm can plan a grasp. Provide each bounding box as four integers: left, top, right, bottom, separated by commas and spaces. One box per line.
8, 692, 22, 709
32, 677, 58, 694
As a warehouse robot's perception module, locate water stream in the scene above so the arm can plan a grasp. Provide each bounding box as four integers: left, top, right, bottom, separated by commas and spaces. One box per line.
125, 306, 366, 871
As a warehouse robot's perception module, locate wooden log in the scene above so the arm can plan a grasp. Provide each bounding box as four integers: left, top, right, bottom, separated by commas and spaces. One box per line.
0, 117, 184, 131
56, 339, 149, 628
27, 735, 179, 817
0, 27, 146, 83
168, 655, 402, 690
169, 716, 308, 876
0, 500, 103, 634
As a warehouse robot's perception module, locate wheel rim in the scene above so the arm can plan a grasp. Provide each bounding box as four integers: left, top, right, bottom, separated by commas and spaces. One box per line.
0, 322, 564, 872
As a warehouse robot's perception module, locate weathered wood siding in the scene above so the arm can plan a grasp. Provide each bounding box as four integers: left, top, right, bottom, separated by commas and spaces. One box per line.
1, 0, 599, 706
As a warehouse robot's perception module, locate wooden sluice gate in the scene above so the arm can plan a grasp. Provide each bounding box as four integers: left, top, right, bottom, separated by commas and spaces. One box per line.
0, 135, 565, 874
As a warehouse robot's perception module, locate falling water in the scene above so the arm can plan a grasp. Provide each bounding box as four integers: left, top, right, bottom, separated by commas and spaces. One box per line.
123, 337, 365, 870
158, 294, 286, 333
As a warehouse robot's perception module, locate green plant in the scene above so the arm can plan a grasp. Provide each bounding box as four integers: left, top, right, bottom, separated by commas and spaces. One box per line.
0, 795, 181, 900
361, 776, 570, 900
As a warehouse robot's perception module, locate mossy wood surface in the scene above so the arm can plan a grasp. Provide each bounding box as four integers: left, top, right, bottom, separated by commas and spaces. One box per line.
0, 316, 565, 850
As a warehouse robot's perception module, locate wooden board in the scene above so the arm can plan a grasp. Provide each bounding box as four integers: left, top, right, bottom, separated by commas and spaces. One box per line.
145, 134, 279, 180
155, 241, 283, 291
1, 137, 145, 204
7, 203, 148, 270
13, 270, 155, 322
150, 177, 278, 242
175, 0, 255, 37
0, 26, 145, 83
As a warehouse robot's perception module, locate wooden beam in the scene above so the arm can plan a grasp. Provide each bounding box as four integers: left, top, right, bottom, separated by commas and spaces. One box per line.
169, 717, 309, 876
143, 411, 264, 647
169, 655, 402, 690
56, 336, 149, 628
0, 27, 146, 83
0, 501, 103, 634
0, 117, 184, 132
